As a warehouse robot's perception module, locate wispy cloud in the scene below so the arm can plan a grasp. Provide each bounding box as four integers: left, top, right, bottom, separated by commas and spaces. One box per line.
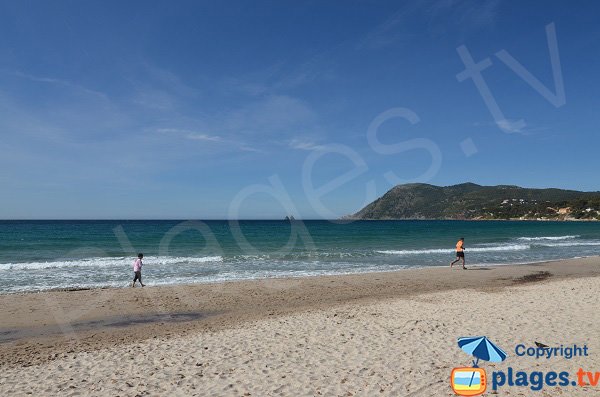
357, 0, 503, 50
2, 63, 322, 157
495, 120, 551, 136
471, 119, 548, 136
156, 127, 262, 152
141, 62, 199, 98
125, 62, 201, 111
220, 57, 334, 97
123, 63, 319, 151
427, 0, 502, 34
0, 71, 133, 144
4, 69, 109, 100
156, 128, 223, 142
223, 95, 317, 136
131, 88, 178, 111
496, 119, 524, 134
288, 138, 326, 151
272, 56, 336, 91
185, 133, 223, 142
356, 5, 419, 50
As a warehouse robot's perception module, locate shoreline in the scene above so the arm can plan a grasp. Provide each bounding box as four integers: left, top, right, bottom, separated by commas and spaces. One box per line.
1, 256, 600, 369
3, 254, 598, 296
3, 218, 600, 224
344, 217, 600, 221
1, 258, 600, 395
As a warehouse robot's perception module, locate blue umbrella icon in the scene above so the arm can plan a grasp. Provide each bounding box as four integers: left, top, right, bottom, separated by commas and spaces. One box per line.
458, 336, 507, 386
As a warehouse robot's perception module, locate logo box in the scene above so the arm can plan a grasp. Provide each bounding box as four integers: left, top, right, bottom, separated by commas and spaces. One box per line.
451, 367, 487, 396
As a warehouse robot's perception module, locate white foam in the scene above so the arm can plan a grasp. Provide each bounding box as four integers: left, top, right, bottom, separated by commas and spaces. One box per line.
517, 235, 579, 241
533, 241, 600, 247
0, 255, 223, 271
0, 263, 413, 293
376, 244, 531, 255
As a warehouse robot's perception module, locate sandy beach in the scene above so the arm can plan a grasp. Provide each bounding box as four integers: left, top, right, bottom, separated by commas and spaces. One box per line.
1, 257, 600, 396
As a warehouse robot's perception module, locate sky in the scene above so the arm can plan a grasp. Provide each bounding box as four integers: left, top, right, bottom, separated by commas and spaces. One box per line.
1, 0, 600, 219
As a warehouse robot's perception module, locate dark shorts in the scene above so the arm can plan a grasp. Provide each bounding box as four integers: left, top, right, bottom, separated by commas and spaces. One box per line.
133, 271, 142, 281
456, 251, 465, 258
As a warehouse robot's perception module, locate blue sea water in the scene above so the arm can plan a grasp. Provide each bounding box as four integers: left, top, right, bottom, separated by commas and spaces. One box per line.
1, 220, 600, 293
453, 372, 481, 386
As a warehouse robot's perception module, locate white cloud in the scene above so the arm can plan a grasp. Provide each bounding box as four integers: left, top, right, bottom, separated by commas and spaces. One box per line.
496, 119, 525, 134
4, 69, 109, 100
288, 139, 325, 151
356, 4, 420, 50
131, 88, 178, 110
428, 0, 502, 33
2, 63, 321, 161
156, 128, 223, 142
141, 62, 199, 97
185, 133, 223, 142
0, 74, 132, 144
156, 127, 261, 152
358, 0, 502, 50
220, 55, 334, 98
125, 62, 200, 111
224, 95, 317, 136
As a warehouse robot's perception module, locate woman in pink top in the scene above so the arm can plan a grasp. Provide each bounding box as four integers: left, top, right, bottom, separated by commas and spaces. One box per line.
132, 253, 145, 287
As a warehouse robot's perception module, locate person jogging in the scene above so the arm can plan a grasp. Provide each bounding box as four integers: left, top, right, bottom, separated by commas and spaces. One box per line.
450, 238, 467, 269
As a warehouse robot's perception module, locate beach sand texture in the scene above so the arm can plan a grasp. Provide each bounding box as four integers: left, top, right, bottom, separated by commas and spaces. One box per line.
1, 258, 599, 396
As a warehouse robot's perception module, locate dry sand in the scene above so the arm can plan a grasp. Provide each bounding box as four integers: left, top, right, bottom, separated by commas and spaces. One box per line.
1, 258, 600, 396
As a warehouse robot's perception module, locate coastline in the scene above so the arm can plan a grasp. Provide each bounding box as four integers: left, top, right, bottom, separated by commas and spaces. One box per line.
343, 217, 600, 221
1, 257, 599, 395
4, 219, 600, 294
1, 257, 599, 363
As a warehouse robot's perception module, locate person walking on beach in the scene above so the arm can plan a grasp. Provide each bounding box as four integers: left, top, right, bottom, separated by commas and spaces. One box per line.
450, 238, 466, 269
132, 253, 145, 287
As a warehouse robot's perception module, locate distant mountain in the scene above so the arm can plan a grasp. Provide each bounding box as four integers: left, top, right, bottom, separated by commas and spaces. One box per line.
348, 183, 600, 220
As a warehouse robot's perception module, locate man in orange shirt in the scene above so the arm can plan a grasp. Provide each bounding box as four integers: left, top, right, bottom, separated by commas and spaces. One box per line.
450, 238, 466, 269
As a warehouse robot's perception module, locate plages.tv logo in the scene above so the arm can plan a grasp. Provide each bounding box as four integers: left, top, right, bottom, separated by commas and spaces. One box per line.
451, 336, 508, 396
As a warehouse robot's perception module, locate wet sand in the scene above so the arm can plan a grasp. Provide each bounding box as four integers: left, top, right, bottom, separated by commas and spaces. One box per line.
1, 257, 599, 395
1, 257, 598, 364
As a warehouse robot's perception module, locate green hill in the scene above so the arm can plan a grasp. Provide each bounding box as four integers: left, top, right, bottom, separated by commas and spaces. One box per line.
349, 183, 600, 220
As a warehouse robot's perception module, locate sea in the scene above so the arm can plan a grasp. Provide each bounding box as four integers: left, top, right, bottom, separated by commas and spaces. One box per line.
1, 220, 600, 293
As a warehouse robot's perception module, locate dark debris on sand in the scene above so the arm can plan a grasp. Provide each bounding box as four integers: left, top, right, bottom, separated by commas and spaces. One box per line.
513, 271, 552, 284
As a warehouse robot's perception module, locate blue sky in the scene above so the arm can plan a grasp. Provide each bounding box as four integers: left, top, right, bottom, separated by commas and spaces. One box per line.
1, 0, 599, 219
